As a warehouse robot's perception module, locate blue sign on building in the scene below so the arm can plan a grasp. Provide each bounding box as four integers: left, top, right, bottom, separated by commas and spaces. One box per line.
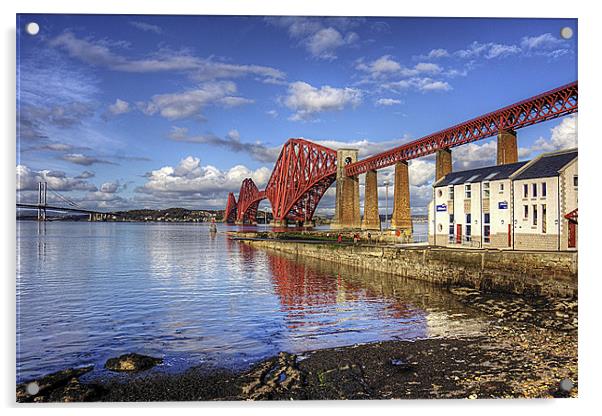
436, 204, 447, 212
498, 201, 508, 209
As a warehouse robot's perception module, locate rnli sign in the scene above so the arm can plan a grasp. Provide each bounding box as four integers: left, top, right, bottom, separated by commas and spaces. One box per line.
436, 204, 447, 212
498, 201, 508, 209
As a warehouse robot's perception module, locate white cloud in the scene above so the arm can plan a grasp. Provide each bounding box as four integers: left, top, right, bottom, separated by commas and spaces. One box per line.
284, 81, 362, 121
375, 98, 402, 106
305, 28, 350, 60
529, 115, 577, 154
107, 98, 131, 115
382, 77, 452, 92
267, 17, 359, 59
520, 33, 565, 50
139, 81, 252, 120
60, 153, 116, 166
16, 165, 97, 192
50, 32, 285, 83
100, 181, 120, 193
168, 127, 281, 163
417, 48, 450, 60
129, 21, 162, 34
137, 156, 271, 197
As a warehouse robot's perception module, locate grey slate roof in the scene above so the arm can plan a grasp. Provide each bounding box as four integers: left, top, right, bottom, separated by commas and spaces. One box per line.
512, 149, 577, 180
435, 161, 528, 187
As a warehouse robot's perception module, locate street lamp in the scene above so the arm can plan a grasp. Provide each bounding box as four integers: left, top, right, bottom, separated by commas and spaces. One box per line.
384, 180, 390, 230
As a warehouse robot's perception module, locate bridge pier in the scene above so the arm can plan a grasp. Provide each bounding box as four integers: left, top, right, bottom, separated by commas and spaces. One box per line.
435, 148, 452, 181
361, 169, 381, 230
331, 149, 361, 230
390, 161, 412, 233
497, 129, 518, 165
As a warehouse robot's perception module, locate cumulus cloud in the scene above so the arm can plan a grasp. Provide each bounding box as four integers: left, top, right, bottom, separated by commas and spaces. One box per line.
107, 98, 131, 116
284, 81, 362, 121
75, 170, 95, 179
100, 181, 120, 193
266, 17, 359, 59
375, 98, 402, 106
49, 32, 285, 83
356, 56, 444, 79
60, 153, 117, 166
355, 55, 451, 93
138, 81, 253, 120
17, 165, 97, 192
529, 115, 577, 154
168, 127, 281, 163
137, 156, 271, 198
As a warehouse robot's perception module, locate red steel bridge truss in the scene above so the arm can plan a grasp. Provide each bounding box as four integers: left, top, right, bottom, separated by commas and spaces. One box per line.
226, 81, 577, 224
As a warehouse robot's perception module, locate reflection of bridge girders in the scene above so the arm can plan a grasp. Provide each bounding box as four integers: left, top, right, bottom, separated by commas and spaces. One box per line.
345, 81, 578, 176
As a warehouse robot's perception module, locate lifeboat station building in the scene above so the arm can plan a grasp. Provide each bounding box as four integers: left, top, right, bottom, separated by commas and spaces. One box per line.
428, 148, 578, 251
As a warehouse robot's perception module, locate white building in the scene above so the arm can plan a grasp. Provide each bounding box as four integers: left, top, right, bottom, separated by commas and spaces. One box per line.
428, 148, 577, 251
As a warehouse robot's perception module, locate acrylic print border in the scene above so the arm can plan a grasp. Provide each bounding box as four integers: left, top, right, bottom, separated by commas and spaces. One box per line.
3, 0, 596, 412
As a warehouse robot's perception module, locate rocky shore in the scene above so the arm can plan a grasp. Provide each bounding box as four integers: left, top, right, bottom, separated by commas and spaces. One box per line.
17, 286, 577, 402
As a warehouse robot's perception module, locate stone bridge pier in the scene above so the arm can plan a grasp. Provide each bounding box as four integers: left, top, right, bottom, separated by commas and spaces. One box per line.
331, 149, 361, 230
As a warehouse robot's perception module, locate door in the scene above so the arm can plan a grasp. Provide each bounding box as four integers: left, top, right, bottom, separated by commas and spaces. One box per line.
568, 221, 576, 248
456, 224, 462, 244
508, 224, 512, 247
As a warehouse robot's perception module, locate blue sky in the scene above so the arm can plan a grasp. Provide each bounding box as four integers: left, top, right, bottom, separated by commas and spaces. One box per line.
16, 15, 577, 215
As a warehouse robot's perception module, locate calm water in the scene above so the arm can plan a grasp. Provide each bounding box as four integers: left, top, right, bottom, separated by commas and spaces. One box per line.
16, 221, 484, 382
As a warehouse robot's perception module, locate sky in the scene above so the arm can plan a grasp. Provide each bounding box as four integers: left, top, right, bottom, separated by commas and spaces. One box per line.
16, 14, 578, 215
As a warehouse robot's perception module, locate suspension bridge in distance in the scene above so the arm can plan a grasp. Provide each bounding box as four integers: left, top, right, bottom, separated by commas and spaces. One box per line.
17, 182, 111, 221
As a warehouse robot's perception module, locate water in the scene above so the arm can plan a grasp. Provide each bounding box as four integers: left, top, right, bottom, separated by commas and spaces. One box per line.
16, 221, 486, 383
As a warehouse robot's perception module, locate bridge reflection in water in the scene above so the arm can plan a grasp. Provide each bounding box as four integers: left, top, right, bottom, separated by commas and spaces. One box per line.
238, 242, 487, 350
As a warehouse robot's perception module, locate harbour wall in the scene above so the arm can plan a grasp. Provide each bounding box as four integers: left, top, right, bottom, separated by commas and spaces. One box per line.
239, 239, 577, 298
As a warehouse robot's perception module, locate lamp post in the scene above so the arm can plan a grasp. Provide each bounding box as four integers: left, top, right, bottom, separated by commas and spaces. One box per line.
384, 180, 390, 230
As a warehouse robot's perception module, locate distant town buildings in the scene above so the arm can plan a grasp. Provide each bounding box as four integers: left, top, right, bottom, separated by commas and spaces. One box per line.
428, 148, 578, 251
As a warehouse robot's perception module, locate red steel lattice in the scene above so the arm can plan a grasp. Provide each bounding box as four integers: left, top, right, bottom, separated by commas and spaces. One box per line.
265, 139, 337, 223
236, 178, 266, 224
345, 81, 578, 176
224, 192, 237, 224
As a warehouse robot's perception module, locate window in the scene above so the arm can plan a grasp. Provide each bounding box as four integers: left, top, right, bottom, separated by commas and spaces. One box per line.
532, 204, 538, 226
465, 184, 471, 199
523, 184, 528, 198
524, 205, 529, 219
542, 182, 547, 197
448, 186, 454, 200
437, 189, 443, 198
532, 183, 537, 198
483, 182, 490, 198
500, 183, 505, 192
448, 214, 455, 243
574, 175, 578, 187
465, 214, 472, 242
542, 204, 547, 234
483, 213, 491, 244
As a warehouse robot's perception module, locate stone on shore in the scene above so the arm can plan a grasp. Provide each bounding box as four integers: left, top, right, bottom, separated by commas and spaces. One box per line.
16, 366, 103, 402
105, 353, 163, 372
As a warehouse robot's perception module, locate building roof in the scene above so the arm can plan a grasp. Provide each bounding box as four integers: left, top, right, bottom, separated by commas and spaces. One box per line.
435, 161, 528, 187
512, 149, 577, 180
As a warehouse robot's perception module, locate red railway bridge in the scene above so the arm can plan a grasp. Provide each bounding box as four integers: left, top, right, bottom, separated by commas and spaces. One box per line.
225, 81, 577, 229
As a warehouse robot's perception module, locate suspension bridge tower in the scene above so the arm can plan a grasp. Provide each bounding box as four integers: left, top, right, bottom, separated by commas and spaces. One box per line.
37, 182, 47, 221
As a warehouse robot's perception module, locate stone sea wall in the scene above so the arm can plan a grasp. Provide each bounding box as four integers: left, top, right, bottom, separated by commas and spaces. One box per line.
241, 240, 577, 298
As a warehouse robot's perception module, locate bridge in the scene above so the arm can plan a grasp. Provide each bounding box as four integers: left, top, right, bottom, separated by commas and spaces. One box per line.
17, 182, 111, 221
225, 81, 578, 229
